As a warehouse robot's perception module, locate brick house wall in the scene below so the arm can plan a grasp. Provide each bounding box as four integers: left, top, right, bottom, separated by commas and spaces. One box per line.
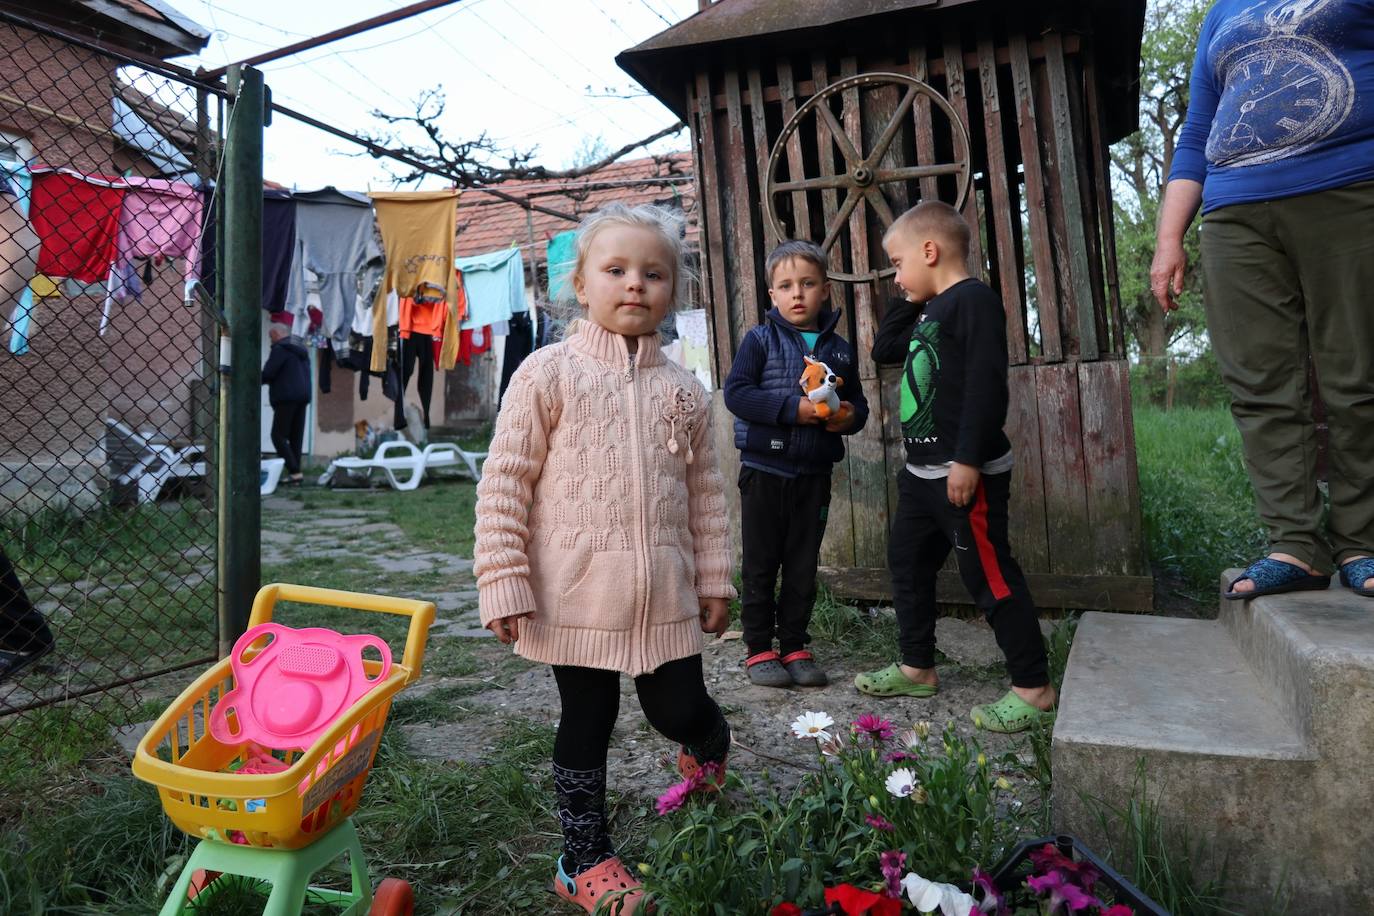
0, 20, 207, 469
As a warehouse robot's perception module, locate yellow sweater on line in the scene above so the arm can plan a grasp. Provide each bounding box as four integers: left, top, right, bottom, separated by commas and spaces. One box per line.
368, 189, 462, 371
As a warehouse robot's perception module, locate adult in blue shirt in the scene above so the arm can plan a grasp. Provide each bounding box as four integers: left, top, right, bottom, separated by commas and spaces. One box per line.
1151, 0, 1374, 600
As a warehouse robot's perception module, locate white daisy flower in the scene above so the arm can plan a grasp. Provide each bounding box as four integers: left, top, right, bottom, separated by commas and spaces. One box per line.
790, 711, 835, 741
885, 767, 917, 798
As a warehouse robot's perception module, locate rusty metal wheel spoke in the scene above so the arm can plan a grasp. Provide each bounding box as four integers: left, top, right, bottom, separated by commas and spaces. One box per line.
862, 186, 897, 229
821, 189, 864, 252
815, 101, 863, 168
772, 175, 854, 194
873, 163, 966, 183
764, 71, 973, 284
863, 84, 920, 169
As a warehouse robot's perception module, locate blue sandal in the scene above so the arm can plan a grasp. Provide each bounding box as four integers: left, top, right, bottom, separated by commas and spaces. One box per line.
1339, 558, 1374, 598
1224, 557, 1330, 600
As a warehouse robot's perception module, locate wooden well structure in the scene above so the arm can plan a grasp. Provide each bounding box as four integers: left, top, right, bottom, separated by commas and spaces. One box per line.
618, 0, 1152, 610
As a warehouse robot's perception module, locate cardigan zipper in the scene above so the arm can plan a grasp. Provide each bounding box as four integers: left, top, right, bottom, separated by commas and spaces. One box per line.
625, 348, 651, 672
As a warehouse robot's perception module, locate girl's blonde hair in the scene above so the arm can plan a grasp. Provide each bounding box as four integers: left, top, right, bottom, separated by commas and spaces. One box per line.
562, 202, 694, 312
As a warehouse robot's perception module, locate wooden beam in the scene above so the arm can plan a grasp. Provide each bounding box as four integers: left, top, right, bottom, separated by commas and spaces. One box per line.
941, 22, 985, 278
692, 72, 735, 378
1009, 33, 1061, 362
977, 27, 1027, 365
776, 58, 812, 239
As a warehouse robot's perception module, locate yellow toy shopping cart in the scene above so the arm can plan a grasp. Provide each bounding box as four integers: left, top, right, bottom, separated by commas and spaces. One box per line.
132, 584, 435, 915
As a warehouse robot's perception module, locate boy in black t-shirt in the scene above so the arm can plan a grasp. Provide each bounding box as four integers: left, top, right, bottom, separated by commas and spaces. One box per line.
856, 200, 1054, 733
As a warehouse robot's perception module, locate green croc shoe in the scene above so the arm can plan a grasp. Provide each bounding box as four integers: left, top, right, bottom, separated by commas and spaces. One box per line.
970, 690, 1055, 734
854, 663, 938, 698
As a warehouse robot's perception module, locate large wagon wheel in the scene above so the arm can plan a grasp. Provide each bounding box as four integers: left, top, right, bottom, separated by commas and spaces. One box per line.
764, 72, 973, 283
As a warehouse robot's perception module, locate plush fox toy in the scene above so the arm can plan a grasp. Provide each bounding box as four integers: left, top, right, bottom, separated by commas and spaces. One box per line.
800, 356, 852, 424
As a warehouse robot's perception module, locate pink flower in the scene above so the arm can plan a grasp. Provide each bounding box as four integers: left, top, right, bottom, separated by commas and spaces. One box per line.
1030, 844, 1074, 874
1027, 870, 1099, 913
854, 713, 895, 742
655, 777, 696, 815
1099, 907, 1133, 916
865, 813, 895, 832
971, 867, 1007, 914
879, 850, 906, 899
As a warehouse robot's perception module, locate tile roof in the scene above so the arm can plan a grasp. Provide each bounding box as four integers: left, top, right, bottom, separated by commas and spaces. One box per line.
453, 152, 697, 266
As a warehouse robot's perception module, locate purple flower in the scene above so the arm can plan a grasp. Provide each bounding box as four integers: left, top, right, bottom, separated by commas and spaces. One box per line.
879, 849, 907, 899
1027, 870, 1099, 913
883, 751, 918, 764
865, 813, 895, 832
854, 713, 895, 742
971, 867, 1007, 915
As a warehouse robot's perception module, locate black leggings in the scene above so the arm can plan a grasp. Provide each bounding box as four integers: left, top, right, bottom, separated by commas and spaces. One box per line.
552, 655, 723, 771
393, 332, 434, 430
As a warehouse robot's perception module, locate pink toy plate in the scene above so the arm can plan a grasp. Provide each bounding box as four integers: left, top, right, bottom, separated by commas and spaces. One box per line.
208, 622, 391, 751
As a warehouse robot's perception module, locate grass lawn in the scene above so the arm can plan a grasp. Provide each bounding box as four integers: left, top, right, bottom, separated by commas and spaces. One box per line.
1132, 405, 1266, 603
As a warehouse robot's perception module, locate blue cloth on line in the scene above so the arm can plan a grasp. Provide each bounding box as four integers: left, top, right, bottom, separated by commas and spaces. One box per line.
546, 230, 576, 301
456, 246, 525, 330
1, 161, 36, 355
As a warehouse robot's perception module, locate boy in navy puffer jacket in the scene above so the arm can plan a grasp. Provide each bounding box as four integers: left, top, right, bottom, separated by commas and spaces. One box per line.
724, 240, 869, 687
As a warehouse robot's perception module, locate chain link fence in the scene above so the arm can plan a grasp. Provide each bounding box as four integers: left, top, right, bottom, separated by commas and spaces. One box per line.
0, 12, 224, 738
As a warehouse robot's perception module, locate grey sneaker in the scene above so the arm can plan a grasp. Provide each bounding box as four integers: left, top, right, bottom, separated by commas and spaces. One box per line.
746, 651, 793, 688
782, 651, 828, 687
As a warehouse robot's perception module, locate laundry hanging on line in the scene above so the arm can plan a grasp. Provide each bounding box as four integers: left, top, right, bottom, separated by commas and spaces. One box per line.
456, 246, 525, 331
369, 189, 462, 372
103, 176, 204, 334
287, 187, 378, 351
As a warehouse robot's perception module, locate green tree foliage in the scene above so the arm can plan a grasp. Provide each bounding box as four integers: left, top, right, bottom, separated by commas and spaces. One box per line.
1112, 0, 1212, 404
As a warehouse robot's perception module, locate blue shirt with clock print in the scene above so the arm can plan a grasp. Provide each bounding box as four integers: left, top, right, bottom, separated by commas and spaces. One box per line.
1170, 0, 1374, 212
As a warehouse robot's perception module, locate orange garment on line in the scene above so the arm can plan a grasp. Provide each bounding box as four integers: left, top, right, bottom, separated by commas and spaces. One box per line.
399, 270, 467, 339
368, 189, 461, 371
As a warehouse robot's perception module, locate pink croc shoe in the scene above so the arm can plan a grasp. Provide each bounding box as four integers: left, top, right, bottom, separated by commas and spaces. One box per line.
553, 856, 648, 914
676, 748, 727, 794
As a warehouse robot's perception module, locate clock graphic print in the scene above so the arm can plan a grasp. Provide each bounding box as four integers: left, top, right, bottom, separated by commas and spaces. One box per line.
1206, 0, 1356, 168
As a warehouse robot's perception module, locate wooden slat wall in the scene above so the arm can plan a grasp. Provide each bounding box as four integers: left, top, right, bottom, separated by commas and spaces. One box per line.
1063, 51, 1110, 360
776, 59, 812, 239
907, 42, 940, 202
722, 57, 761, 350
1080, 360, 1143, 575
747, 62, 775, 252
1036, 362, 1093, 574
1006, 365, 1049, 571
1082, 43, 1126, 358
692, 71, 734, 380
976, 27, 1027, 366
1043, 31, 1098, 361
940, 22, 985, 278
1008, 33, 1061, 362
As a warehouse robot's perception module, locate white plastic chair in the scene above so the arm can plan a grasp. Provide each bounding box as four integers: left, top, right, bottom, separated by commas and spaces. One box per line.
316, 440, 427, 491
260, 457, 286, 496
421, 441, 487, 482
104, 418, 206, 504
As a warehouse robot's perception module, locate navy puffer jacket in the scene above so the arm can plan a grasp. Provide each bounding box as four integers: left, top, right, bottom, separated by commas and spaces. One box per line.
723, 307, 869, 477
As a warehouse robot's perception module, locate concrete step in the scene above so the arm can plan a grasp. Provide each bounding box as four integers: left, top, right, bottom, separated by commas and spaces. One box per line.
1053, 611, 1323, 910
1219, 570, 1374, 757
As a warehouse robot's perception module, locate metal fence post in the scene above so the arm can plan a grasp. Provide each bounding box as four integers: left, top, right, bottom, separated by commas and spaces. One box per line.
218, 65, 265, 656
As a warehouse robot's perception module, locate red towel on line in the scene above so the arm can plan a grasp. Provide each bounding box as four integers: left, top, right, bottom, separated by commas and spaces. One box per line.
30, 168, 124, 283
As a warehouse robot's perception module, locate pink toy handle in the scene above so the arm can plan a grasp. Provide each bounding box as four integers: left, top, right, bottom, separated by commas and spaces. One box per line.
208, 685, 247, 744
208, 623, 289, 744
231, 621, 291, 666
354, 633, 393, 683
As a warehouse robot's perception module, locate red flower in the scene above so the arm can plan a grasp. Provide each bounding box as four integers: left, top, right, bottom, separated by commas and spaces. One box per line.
824, 883, 904, 916
1100, 906, 1133, 916
770, 904, 803, 916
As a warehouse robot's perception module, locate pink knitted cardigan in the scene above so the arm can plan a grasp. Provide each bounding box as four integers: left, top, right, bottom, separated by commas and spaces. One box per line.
473, 318, 736, 676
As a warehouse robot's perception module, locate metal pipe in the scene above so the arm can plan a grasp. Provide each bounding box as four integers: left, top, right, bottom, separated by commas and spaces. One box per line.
218, 65, 265, 657
199, 0, 467, 81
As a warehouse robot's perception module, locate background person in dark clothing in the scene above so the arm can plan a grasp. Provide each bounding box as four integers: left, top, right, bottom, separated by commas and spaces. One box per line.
262, 323, 311, 485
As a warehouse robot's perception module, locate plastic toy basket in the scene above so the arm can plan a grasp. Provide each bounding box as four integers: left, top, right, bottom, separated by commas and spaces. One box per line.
132, 584, 434, 851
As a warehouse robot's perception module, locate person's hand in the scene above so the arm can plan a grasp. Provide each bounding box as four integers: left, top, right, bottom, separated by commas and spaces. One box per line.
1150, 240, 1187, 313
824, 403, 856, 433
487, 612, 532, 644
947, 462, 980, 507
699, 597, 729, 637
796, 397, 821, 424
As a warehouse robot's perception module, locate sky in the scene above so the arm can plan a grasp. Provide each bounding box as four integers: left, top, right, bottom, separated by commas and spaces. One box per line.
166, 0, 703, 191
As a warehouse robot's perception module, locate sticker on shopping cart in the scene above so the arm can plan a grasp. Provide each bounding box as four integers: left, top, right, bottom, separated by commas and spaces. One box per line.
301, 730, 381, 814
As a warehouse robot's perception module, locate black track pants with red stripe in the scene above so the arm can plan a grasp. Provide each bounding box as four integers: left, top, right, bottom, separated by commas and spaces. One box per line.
887, 469, 1049, 687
